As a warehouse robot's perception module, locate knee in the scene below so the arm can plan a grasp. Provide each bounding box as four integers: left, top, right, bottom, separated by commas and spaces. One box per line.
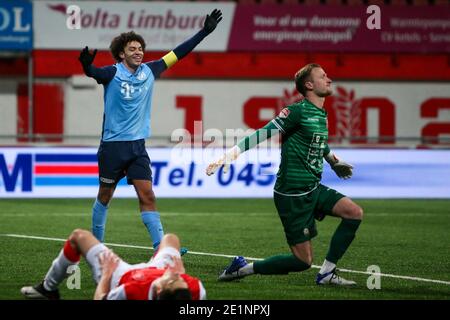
163, 233, 178, 242
352, 205, 364, 220
302, 255, 313, 267
162, 233, 180, 245
294, 251, 313, 266
139, 189, 156, 205
97, 196, 110, 206
97, 188, 113, 205
70, 228, 90, 242
343, 203, 363, 220
160, 233, 181, 249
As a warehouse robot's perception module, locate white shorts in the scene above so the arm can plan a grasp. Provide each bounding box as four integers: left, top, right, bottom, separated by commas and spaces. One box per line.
85, 244, 181, 288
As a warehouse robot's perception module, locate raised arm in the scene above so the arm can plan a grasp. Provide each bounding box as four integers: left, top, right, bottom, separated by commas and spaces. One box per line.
147, 9, 222, 78
78, 46, 116, 84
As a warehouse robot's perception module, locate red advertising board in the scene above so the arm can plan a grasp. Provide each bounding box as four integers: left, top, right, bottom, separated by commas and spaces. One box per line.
228, 5, 450, 53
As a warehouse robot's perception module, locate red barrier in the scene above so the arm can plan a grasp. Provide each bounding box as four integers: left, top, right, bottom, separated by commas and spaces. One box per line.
17, 83, 64, 142
25, 50, 450, 81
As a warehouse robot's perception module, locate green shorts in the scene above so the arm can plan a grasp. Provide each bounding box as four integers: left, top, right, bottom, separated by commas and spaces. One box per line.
273, 184, 345, 246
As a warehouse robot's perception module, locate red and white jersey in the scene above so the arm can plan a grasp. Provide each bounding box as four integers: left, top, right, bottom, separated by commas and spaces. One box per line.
103, 245, 206, 300
106, 267, 205, 300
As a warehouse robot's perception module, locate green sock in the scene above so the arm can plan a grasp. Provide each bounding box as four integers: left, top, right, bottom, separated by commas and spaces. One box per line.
326, 218, 361, 264
253, 254, 310, 275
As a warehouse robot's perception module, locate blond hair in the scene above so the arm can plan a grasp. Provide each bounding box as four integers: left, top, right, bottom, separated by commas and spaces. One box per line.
294, 63, 322, 96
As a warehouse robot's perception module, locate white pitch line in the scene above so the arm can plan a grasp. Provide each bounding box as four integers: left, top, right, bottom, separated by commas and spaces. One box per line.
0, 212, 448, 217
2, 233, 450, 286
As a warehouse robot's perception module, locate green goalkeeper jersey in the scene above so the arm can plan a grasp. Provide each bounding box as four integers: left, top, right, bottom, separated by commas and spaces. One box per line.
271, 99, 329, 195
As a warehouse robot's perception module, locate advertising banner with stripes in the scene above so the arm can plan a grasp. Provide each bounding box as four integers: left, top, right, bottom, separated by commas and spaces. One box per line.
1, 147, 449, 199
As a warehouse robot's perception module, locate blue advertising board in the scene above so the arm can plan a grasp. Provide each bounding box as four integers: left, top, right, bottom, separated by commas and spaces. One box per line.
0, 0, 32, 51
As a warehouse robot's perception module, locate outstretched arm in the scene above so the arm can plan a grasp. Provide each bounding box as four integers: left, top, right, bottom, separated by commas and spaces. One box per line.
148, 9, 223, 78
236, 121, 280, 153
206, 121, 280, 176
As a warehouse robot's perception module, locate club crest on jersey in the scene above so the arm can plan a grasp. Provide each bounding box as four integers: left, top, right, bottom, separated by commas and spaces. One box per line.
132, 270, 146, 281
137, 72, 147, 80
279, 108, 290, 119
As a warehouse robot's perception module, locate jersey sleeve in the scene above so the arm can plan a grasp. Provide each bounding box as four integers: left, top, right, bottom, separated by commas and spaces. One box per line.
271, 105, 302, 135
146, 60, 167, 79
84, 65, 116, 84
172, 29, 207, 61
106, 284, 127, 300
237, 121, 280, 153
146, 29, 209, 78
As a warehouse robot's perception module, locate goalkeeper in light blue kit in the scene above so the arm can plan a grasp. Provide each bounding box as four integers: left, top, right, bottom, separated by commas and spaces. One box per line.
78, 10, 222, 251
207, 63, 363, 285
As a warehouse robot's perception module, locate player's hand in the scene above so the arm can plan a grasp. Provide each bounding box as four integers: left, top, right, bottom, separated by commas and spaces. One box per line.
325, 151, 353, 179
203, 9, 222, 34
78, 46, 97, 68
99, 250, 119, 277
168, 256, 186, 275
331, 160, 353, 179
206, 146, 240, 176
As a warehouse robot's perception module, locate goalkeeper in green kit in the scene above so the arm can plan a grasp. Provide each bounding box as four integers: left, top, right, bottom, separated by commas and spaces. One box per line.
206, 63, 363, 285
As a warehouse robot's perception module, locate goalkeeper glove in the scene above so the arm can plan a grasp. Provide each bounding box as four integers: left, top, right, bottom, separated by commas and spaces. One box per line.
324, 151, 353, 180
78, 46, 97, 69
203, 9, 222, 35
206, 146, 241, 176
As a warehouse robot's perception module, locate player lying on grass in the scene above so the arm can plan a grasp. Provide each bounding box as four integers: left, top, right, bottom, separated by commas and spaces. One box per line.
21, 230, 205, 300
207, 63, 363, 286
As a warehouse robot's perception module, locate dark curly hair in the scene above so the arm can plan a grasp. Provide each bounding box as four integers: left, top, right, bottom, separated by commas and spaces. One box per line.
157, 288, 192, 300
109, 31, 146, 62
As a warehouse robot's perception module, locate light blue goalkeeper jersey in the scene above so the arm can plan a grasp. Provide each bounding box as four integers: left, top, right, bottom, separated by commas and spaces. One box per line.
83, 29, 210, 141
102, 62, 155, 142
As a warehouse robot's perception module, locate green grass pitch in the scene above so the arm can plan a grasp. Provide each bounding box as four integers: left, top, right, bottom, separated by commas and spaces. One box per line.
0, 198, 449, 300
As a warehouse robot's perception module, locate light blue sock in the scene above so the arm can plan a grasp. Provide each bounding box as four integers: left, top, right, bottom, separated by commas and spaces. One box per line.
141, 211, 164, 249
92, 199, 108, 242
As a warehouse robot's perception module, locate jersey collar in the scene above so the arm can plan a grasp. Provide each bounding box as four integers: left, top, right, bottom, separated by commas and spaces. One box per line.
303, 98, 326, 113
119, 62, 143, 77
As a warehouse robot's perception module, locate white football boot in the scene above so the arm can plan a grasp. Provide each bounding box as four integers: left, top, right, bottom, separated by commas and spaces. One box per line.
316, 268, 356, 286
